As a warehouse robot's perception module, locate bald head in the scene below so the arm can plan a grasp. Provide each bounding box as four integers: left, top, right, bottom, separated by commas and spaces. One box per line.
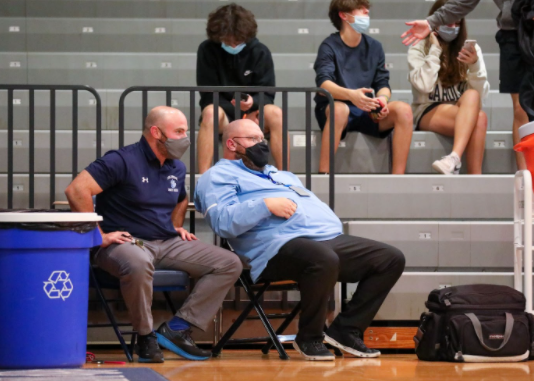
223, 119, 264, 159
143, 106, 187, 134
143, 106, 189, 163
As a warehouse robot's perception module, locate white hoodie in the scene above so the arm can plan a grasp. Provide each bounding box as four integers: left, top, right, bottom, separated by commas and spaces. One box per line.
407, 39, 490, 127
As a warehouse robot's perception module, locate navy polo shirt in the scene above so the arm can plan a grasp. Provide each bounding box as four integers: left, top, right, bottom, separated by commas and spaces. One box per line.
85, 136, 187, 241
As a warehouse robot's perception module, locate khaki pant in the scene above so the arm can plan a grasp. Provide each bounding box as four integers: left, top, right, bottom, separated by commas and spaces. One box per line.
94, 236, 242, 335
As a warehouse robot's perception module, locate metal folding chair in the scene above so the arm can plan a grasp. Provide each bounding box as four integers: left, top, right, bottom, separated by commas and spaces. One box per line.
88, 265, 189, 362
212, 267, 301, 360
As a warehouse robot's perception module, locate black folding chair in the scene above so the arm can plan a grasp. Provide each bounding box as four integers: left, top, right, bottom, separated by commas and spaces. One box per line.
88, 265, 189, 362
212, 266, 301, 360
212, 237, 343, 360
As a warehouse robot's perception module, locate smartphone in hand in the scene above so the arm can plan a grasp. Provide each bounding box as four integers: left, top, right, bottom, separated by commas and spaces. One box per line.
234, 93, 249, 101
365, 90, 382, 114
463, 39, 476, 52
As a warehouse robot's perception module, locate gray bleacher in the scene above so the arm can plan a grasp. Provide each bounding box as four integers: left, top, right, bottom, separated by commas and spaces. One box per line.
6, 0, 499, 20
0, 51, 501, 91
1, 0, 529, 323
0, 173, 515, 220
0, 129, 517, 174
0, 18, 500, 55
0, 89, 515, 132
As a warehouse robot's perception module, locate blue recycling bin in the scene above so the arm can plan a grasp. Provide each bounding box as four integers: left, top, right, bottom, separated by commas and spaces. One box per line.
0, 212, 102, 369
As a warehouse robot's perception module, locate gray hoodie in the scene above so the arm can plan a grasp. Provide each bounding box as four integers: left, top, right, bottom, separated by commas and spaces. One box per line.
427, 0, 516, 31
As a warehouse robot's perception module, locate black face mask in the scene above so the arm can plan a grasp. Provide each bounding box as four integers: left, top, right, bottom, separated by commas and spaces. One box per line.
235, 140, 270, 168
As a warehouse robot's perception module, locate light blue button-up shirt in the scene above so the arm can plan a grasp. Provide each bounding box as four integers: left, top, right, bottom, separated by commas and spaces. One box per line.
194, 159, 342, 282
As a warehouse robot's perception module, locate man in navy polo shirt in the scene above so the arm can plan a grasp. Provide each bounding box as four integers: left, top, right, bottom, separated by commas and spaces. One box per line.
65, 106, 242, 363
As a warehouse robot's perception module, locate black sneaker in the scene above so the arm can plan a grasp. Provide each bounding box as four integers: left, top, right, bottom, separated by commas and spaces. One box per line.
324, 322, 381, 358
135, 332, 164, 363
156, 322, 211, 361
292, 337, 335, 361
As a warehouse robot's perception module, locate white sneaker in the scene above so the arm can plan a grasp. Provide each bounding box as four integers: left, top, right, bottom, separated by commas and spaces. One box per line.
432, 153, 461, 175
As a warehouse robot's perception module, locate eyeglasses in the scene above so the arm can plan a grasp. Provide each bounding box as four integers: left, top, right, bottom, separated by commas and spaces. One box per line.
233, 136, 265, 144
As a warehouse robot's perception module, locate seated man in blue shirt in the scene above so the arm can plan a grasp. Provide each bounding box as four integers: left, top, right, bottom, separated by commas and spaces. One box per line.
65, 106, 242, 363
194, 119, 405, 361
315, 0, 413, 174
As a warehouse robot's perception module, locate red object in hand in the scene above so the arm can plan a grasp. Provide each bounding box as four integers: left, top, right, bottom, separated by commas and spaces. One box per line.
368, 97, 386, 122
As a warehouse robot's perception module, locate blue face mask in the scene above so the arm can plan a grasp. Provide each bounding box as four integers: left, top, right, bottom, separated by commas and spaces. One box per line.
221, 42, 246, 55
437, 25, 460, 42
345, 13, 370, 34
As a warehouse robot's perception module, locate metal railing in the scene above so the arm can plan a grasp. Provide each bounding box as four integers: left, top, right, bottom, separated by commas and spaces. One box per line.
118, 86, 336, 233
2, 85, 102, 209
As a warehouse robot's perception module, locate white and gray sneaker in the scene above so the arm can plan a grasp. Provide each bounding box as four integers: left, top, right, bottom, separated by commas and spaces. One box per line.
432, 153, 461, 175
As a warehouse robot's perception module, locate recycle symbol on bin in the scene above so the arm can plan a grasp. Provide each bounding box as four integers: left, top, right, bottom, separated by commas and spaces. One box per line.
43, 271, 74, 301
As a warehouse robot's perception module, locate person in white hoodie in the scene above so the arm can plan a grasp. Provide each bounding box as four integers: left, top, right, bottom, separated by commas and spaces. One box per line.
408, 0, 489, 175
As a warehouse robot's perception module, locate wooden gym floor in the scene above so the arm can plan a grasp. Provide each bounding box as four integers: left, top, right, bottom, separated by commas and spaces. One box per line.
85, 348, 534, 380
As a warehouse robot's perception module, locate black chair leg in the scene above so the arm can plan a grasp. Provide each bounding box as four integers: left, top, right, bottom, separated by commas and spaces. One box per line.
261, 301, 301, 354
89, 266, 134, 363
211, 280, 269, 357
130, 333, 137, 357
163, 291, 177, 315
241, 278, 290, 360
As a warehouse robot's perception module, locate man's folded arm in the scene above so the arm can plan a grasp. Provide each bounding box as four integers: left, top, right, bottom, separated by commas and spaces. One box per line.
195, 178, 271, 239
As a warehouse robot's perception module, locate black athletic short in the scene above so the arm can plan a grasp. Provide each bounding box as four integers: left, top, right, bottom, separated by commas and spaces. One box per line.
415, 103, 442, 130
496, 29, 529, 94
314, 101, 392, 140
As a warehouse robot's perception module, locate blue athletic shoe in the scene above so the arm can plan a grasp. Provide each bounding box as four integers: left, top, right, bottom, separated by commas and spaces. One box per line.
156, 322, 211, 361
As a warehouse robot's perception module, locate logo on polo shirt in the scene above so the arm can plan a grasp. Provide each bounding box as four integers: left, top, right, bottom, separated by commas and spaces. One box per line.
142, 177, 149, 183
167, 175, 179, 192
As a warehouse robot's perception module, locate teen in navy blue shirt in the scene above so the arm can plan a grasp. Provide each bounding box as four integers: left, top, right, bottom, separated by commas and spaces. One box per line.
65, 106, 241, 363
314, 0, 413, 174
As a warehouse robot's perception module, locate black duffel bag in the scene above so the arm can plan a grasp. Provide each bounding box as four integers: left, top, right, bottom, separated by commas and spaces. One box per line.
414, 284, 534, 362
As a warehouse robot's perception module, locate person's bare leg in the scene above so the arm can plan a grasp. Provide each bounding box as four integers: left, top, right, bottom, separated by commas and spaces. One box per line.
319, 102, 350, 173
197, 105, 229, 174
419, 104, 458, 172
512, 93, 528, 170
262, 104, 289, 170
418, 104, 457, 138
465, 111, 487, 174
448, 89, 480, 157
378, 101, 413, 174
